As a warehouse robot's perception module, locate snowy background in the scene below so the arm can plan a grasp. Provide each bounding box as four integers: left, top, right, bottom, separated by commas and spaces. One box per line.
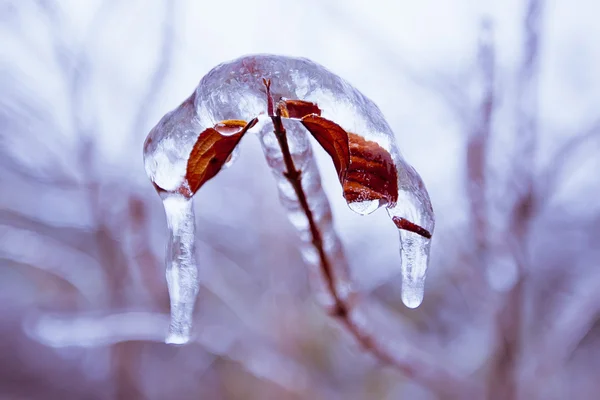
1, 0, 600, 399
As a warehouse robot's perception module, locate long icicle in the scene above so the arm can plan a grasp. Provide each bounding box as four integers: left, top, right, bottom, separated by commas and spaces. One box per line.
162, 193, 199, 344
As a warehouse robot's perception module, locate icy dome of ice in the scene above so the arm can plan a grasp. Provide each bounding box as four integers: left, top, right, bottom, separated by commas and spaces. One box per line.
144, 54, 435, 343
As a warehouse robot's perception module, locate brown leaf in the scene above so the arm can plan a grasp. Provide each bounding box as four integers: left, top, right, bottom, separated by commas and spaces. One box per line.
343, 133, 398, 206
185, 118, 257, 196
301, 115, 350, 181
278, 99, 322, 119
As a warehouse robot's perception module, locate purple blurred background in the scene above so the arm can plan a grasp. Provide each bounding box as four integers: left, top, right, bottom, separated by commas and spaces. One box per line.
1, 0, 600, 399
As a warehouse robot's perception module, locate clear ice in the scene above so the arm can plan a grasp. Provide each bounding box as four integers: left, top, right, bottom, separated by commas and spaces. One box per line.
162, 194, 198, 344
145, 95, 202, 344
143, 54, 435, 333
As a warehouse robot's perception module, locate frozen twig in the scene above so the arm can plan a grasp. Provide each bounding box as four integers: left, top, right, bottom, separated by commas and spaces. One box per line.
264, 80, 467, 395
144, 54, 453, 393
268, 91, 349, 318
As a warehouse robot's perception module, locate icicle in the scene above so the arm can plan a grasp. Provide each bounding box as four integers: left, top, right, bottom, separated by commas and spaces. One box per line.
143, 95, 204, 344
387, 172, 435, 308
146, 54, 435, 316
397, 229, 430, 308
162, 194, 199, 344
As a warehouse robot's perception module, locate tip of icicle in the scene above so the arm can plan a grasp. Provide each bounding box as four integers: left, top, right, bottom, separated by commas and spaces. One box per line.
401, 289, 424, 309
165, 332, 190, 345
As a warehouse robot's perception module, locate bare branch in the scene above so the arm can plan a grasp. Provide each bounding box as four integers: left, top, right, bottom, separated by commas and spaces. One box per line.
509, 0, 544, 211
466, 18, 495, 259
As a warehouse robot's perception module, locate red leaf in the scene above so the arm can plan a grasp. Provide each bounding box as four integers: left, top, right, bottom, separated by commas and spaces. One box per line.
300, 116, 399, 209
301, 114, 350, 181
301, 117, 429, 238
343, 133, 398, 206
185, 118, 257, 196
278, 99, 322, 119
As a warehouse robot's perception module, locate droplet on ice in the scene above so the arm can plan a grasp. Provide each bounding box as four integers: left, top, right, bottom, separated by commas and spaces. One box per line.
347, 199, 383, 216
162, 194, 199, 344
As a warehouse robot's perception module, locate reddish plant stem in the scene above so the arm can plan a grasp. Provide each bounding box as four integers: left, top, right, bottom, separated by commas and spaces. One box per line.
270, 112, 346, 318
270, 111, 425, 378
264, 80, 465, 395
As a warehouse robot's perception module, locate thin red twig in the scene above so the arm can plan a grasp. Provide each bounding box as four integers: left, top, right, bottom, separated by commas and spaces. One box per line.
264, 80, 464, 394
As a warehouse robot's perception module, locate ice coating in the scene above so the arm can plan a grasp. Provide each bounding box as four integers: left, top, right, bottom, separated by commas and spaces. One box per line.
388, 166, 435, 308
193, 54, 434, 308
162, 194, 198, 344
143, 53, 435, 332
259, 118, 353, 309
144, 95, 202, 193
144, 95, 202, 344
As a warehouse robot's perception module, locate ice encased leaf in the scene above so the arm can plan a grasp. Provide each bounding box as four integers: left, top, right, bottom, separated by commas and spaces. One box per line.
144, 54, 435, 328
197, 54, 435, 308
144, 96, 200, 193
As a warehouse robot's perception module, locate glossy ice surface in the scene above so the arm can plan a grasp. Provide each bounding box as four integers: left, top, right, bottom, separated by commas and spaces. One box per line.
144, 54, 435, 343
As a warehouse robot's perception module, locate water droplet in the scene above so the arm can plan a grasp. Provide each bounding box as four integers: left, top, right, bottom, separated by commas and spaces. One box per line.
348, 199, 383, 215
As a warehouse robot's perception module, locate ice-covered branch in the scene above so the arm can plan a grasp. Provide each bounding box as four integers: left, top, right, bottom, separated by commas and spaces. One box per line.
259, 91, 352, 312
144, 54, 444, 387
189, 55, 435, 308
254, 75, 461, 394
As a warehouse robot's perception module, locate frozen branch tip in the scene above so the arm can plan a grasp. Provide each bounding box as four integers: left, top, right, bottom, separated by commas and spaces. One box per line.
143, 54, 435, 348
